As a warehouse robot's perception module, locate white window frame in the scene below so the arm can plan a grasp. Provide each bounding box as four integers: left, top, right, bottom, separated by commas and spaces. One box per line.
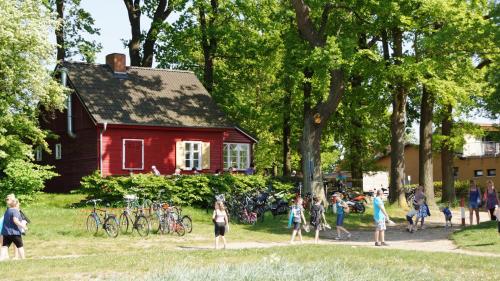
122, 139, 144, 171
223, 143, 250, 171
55, 143, 62, 160
35, 146, 42, 162
184, 141, 202, 170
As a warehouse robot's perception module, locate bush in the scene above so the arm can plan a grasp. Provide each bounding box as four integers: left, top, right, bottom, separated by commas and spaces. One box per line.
0, 159, 58, 202
406, 180, 470, 199
79, 171, 296, 207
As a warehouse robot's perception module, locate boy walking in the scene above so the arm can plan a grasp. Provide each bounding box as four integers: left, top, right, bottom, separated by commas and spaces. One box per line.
0, 199, 28, 260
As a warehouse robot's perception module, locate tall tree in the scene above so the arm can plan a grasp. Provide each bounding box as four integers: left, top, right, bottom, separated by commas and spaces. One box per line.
0, 0, 65, 194
123, 0, 187, 67
419, 85, 435, 206
45, 0, 102, 62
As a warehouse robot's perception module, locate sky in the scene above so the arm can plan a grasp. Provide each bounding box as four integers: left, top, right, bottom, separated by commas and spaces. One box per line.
78, 0, 498, 132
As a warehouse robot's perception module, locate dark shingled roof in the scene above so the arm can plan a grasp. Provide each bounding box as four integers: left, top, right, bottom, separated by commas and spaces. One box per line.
62, 61, 234, 128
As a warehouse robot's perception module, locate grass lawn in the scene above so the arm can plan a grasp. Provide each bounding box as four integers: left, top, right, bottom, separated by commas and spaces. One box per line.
1, 194, 496, 281
451, 220, 500, 254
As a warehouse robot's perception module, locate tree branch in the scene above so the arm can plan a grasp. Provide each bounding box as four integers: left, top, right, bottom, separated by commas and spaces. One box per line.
476, 59, 492, 69
291, 0, 325, 47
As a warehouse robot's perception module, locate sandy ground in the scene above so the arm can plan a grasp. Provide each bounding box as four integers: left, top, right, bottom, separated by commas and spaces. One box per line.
180, 209, 500, 258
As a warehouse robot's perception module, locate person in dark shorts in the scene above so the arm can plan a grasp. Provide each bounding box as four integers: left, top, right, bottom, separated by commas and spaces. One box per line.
334, 193, 351, 240
310, 196, 327, 244
289, 197, 307, 244
212, 201, 228, 249
0, 198, 27, 260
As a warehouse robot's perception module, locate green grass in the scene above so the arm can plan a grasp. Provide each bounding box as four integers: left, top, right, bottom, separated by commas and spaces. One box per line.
1, 244, 499, 280
1, 194, 496, 280
451, 220, 500, 254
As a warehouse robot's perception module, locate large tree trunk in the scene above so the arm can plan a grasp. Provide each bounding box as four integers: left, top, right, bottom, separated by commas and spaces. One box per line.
56, 0, 65, 62
441, 104, 455, 203
419, 86, 436, 206
199, 0, 218, 93
123, 0, 142, 66
389, 28, 408, 207
282, 90, 292, 176
349, 75, 363, 190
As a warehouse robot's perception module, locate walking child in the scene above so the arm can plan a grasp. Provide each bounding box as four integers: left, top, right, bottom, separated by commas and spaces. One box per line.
289, 197, 307, 244
212, 201, 229, 250
406, 205, 419, 233
334, 193, 351, 240
310, 196, 327, 244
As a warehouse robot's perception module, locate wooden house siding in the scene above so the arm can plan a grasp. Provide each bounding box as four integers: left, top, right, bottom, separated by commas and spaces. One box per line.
40, 93, 98, 192
101, 126, 225, 176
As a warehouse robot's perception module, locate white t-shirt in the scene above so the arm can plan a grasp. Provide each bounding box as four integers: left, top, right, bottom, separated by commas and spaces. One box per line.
406, 209, 417, 218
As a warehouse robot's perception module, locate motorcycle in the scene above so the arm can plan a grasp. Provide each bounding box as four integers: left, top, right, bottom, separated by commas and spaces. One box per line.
268, 191, 289, 219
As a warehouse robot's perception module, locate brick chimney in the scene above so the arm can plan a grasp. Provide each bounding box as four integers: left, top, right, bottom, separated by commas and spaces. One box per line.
106, 53, 126, 73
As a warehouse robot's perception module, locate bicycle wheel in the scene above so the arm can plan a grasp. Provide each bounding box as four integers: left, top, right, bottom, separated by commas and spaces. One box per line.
119, 213, 130, 234
175, 220, 186, 236
135, 215, 150, 237
181, 215, 192, 233
86, 214, 99, 234
104, 216, 120, 238
150, 212, 161, 234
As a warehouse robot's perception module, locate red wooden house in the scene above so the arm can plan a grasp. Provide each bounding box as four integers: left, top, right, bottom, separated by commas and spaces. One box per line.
39, 53, 257, 192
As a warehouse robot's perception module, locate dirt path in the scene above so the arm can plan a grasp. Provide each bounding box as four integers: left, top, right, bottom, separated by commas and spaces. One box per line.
178, 210, 500, 258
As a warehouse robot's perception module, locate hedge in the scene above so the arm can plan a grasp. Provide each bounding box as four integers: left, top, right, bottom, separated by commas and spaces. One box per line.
79, 171, 296, 207
406, 180, 470, 198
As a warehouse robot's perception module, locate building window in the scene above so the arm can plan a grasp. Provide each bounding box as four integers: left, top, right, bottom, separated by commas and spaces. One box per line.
487, 169, 496, 177
55, 144, 62, 160
122, 139, 144, 170
35, 146, 42, 162
184, 141, 202, 170
223, 143, 250, 170
474, 170, 483, 177
453, 167, 459, 178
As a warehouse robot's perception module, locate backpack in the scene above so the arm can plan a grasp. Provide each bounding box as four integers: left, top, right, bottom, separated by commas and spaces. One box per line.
310, 205, 321, 226
292, 206, 302, 223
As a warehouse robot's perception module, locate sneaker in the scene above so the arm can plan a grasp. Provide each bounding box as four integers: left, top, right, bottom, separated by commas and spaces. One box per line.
347, 233, 352, 239
374, 242, 381, 246
334, 236, 341, 240
381, 242, 389, 246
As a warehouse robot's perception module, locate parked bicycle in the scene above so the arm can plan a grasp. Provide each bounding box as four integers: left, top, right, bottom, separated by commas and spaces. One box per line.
85, 199, 119, 238
119, 195, 151, 237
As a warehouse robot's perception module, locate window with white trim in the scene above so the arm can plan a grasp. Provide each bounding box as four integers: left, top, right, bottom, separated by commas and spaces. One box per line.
184, 141, 202, 170
55, 143, 62, 160
122, 139, 144, 170
35, 146, 42, 162
223, 143, 250, 170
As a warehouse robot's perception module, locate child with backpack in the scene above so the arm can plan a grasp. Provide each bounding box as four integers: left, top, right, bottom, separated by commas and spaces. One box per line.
310, 196, 327, 244
334, 193, 351, 240
288, 197, 307, 244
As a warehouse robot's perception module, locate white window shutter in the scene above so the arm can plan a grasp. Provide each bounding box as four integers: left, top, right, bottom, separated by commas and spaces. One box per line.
202, 142, 210, 170
176, 141, 185, 169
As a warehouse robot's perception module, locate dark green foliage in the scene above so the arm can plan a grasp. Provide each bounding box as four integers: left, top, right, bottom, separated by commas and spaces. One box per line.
79, 171, 295, 207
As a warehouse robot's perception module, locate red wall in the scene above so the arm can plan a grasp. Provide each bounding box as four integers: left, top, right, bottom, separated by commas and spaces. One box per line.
223, 128, 254, 143
101, 127, 225, 176
40, 93, 98, 192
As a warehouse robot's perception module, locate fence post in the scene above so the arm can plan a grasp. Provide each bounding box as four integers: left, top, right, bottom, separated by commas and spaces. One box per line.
460, 197, 466, 227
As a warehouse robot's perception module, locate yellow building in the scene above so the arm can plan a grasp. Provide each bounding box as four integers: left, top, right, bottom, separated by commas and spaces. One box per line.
375, 124, 500, 189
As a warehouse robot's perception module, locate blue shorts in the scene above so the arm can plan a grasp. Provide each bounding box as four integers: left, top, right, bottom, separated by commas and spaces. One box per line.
469, 201, 479, 209
336, 214, 344, 226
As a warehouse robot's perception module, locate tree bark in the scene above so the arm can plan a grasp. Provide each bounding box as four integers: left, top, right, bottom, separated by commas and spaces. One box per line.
441, 104, 455, 203
141, 0, 174, 67
56, 0, 65, 62
389, 28, 408, 207
419, 86, 436, 206
291, 0, 346, 205
349, 75, 363, 190
123, 0, 142, 66
282, 90, 292, 176
199, 0, 218, 93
